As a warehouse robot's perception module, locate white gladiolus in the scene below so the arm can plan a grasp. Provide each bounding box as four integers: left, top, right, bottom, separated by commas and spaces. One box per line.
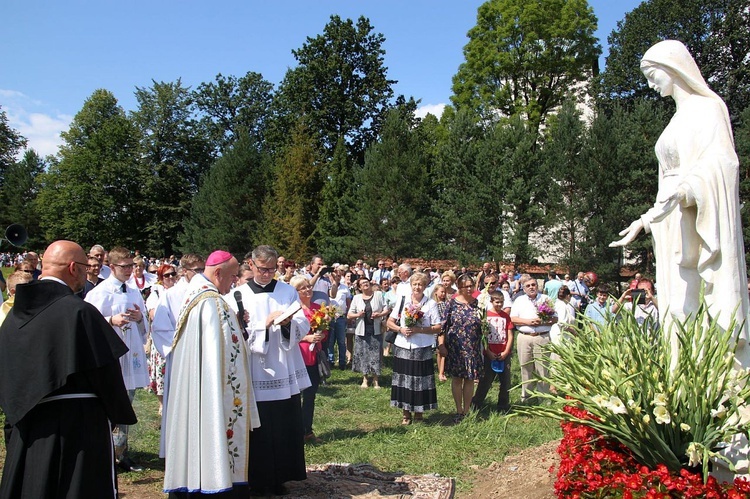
652, 393, 668, 407
592, 394, 608, 408
607, 396, 627, 415
687, 442, 702, 467
680, 423, 691, 432
711, 404, 728, 419
653, 406, 671, 425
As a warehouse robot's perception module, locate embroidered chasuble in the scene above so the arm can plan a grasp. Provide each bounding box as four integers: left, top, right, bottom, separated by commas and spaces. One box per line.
164, 275, 259, 494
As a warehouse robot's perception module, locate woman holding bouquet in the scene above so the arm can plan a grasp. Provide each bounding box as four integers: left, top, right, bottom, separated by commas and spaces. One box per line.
440, 274, 484, 423
290, 275, 328, 444
347, 277, 388, 388
386, 272, 442, 425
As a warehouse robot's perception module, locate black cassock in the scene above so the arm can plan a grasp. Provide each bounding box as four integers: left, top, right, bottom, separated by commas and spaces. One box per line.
0, 279, 137, 499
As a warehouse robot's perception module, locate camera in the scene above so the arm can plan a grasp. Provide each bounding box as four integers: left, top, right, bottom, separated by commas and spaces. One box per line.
631, 289, 646, 305
319, 266, 333, 275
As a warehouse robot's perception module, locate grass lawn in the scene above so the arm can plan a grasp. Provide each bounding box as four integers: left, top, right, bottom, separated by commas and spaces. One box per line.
0, 331, 561, 496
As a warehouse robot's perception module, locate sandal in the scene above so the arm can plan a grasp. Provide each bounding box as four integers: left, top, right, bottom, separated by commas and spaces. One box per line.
413, 413, 424, 422
401, 415, 412, 425
452, 413, 465, 424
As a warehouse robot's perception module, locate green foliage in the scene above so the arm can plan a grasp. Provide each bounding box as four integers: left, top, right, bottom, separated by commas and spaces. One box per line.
315, 137, 359, 263
540, 99, 589, 270
432, 108, 497, 263
477, 115, 544, 265
262, 119, 323, 261
193, 72, 275, 154
0, 106, 27, 185
452, 0, 600, 130
583, 100, 668, 278
522, 304, 750, 480
598, 0, 750, 124
274, 15, 396, 163
354, 108, 434, 260
35, 89, 148, 249
131, 79, 214, 256
0, 150, 45, 248
179, 134, 269, 256
737, 106, 750, 266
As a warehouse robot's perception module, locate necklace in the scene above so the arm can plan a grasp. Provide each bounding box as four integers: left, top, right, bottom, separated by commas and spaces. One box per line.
134, 275, 145, 289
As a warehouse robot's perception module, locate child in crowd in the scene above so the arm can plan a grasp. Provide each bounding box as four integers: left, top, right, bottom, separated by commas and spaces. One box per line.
0, 271, 33, 326
471, 290, 514, 413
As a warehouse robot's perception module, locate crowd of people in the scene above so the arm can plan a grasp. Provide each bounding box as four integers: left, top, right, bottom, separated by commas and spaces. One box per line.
0, 242, 661, 498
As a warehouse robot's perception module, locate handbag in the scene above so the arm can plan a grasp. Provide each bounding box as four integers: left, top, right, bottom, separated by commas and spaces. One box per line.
317, 349, 331, 380
384, 297, 406, 344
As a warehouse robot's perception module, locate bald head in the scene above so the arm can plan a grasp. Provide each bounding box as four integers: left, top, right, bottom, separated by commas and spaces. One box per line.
41, 240, 88, 292
205, 256, 239, 295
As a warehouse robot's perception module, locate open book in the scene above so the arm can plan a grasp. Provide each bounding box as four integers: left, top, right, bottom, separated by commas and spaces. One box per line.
273, 300, 302, 325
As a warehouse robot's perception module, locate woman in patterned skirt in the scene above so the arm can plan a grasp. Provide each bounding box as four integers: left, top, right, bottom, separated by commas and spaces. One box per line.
348, 277, 388, 388
386, 272, 442, 425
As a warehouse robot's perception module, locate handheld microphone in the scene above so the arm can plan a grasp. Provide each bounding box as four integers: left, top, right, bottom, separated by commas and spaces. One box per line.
234, 291, 249, 340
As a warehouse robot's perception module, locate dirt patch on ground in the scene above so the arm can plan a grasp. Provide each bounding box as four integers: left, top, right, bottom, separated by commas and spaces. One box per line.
7, 441, 560, 498
460, 439, 559, 499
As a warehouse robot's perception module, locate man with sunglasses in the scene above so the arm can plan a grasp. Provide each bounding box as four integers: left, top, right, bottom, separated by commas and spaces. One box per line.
85, 246, 148, 472
0, 240, 136, 498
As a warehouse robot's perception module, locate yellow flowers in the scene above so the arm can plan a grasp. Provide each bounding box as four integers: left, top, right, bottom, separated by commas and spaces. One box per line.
233, 397, 242, 407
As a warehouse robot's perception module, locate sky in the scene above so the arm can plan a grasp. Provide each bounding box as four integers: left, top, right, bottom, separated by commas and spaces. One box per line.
1, 0, 643, 157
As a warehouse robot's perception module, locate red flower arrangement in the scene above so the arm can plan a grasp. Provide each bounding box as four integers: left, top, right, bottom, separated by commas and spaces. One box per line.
556, 406, 750, 498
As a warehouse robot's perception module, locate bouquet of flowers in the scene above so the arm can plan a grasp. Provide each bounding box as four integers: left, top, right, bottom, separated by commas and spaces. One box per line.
309, 305, 339, 332
535, 298, 556, 323
404, 303, 424, 326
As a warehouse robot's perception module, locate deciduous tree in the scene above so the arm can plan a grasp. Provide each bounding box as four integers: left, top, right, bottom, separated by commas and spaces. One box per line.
194, 72, 275, 154
599, 0, 749, 123
452, 0, 600, 130
35, 89, 147, 249
274, 15, 396, 163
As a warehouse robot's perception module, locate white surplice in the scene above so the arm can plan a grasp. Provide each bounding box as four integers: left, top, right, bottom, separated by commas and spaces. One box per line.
84, 276, 149, 389
164, 274, 259, 494
227, 280, 311, 402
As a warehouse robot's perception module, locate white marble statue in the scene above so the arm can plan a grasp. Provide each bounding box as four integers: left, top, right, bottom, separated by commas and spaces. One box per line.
610, 39, 750, 359
610, 39, 750, 481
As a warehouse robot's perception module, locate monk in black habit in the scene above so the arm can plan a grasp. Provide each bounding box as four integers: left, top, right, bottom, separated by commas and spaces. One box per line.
0, 240, 137, 499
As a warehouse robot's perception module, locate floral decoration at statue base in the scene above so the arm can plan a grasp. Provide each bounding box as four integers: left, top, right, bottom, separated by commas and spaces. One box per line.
518, 304, 750, 496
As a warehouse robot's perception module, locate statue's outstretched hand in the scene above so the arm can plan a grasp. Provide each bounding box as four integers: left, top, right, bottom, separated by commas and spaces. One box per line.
609, 219, 644, 248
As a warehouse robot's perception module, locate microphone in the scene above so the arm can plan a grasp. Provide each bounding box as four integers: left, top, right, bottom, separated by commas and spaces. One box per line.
234, 291, 249, 340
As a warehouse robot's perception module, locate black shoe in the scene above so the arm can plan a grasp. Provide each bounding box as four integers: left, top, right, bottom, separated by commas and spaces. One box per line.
117, 457, 144, 472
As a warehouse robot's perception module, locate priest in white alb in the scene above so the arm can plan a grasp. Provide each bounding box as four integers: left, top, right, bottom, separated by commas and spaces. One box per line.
163, 250, 259, 498
229, 245, 310, 497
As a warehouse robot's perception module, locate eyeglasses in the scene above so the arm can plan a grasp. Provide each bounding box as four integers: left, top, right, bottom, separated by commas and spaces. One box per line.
163, 273, 177, 278
296, 284, 312, 290
252, 260, 276, 275
185, 267, 204, 273
19, 269, 34, 273
524, 283, 538, 288
112, 263, 135, 269
487, 281, 498, 285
